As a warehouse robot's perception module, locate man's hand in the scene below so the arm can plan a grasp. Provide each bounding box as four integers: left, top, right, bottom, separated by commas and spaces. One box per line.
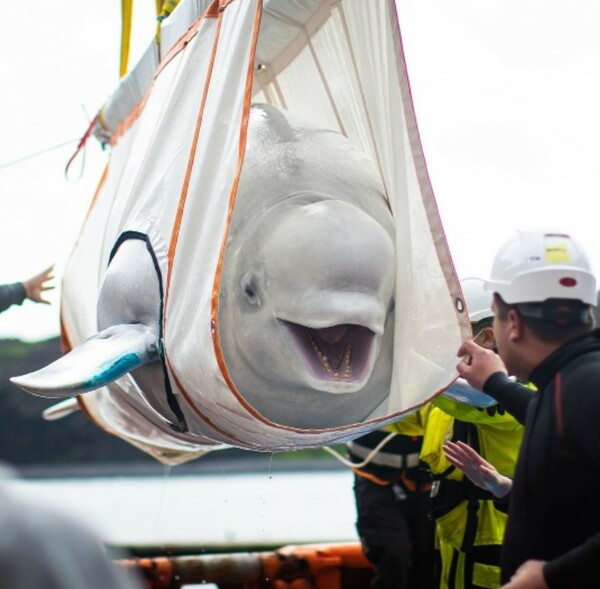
443, 440, 512, 498
456, 339, 507, 391
23, 266, 55, 304
502, 560, 548, 589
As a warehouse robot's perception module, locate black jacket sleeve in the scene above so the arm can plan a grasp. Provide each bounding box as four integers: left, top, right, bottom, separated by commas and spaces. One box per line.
542, 360, 600, 588
482, 372, 535, 425
543, 536, 600, 589
0, 282, 27, 313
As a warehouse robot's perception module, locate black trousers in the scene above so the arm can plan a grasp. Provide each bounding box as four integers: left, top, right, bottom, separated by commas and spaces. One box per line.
354, 475, 435, 589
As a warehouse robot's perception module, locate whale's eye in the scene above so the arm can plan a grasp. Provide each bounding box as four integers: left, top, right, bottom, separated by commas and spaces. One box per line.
242, 274, 260, 306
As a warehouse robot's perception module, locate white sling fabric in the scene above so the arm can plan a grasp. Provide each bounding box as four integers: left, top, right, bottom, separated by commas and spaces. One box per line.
252, 1, 467, 414
62, 0, 469, 463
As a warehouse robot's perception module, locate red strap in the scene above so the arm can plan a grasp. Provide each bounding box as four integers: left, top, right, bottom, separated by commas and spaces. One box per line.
64, 114, 99, 179
554, 372, 564, 438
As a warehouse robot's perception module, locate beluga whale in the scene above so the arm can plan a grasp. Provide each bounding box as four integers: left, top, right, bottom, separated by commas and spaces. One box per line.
218, 105, 396, 428
11, 104, 397, 455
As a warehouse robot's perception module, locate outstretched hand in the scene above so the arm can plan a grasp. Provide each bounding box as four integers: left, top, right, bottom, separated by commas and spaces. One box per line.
501, 560, 548, 588
22, 266, 55, 305
443, 440, 512, 498
456, 339, 508, 391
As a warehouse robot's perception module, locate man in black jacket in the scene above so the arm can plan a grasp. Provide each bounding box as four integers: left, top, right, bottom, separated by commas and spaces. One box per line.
448, 229, 600, 589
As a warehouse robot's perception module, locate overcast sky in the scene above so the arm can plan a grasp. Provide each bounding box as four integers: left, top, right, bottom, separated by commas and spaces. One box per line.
397, 0, 600, 278
0, 1, 155, 340
1, 1, 600, 341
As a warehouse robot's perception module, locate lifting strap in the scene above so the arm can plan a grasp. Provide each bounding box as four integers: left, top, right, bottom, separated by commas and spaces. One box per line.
120, 0, 134, 78
156, 0, 181, 44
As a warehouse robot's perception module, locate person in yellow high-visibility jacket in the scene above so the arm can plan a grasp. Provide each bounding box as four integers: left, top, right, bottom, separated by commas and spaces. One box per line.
420, 278, 525, 589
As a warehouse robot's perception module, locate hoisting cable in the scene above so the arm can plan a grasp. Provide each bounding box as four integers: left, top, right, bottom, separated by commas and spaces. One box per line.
322, 430, 398, 469
0, 138, 80, 171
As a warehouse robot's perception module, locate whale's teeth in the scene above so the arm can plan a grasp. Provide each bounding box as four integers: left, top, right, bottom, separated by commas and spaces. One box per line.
309, 334, 352, 381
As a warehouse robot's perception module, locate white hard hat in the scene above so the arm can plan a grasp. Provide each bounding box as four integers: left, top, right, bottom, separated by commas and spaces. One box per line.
485, 229, 596, 306
460, 277, 494, 323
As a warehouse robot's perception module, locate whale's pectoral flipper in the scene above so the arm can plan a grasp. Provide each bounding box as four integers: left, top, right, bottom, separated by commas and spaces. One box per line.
11, 324, 159, 398
42, 398, 80, 421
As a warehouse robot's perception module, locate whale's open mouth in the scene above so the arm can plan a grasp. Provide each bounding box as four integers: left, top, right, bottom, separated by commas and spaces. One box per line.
282, 320, 377, 389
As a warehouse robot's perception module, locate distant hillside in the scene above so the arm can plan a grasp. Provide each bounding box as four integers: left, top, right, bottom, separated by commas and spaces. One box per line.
0, 337, 157, 466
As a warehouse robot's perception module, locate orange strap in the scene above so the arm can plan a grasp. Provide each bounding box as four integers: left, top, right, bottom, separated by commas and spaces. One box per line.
352, 468, 390, 487
353, 468, 433, 493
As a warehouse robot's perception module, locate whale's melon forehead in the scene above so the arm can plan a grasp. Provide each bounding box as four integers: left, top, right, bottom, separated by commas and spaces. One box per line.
258, 200, 395, 300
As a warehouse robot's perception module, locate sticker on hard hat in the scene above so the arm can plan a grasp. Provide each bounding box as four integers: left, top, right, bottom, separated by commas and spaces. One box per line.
559, 277, 577, 287
545, 243, 570, 264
